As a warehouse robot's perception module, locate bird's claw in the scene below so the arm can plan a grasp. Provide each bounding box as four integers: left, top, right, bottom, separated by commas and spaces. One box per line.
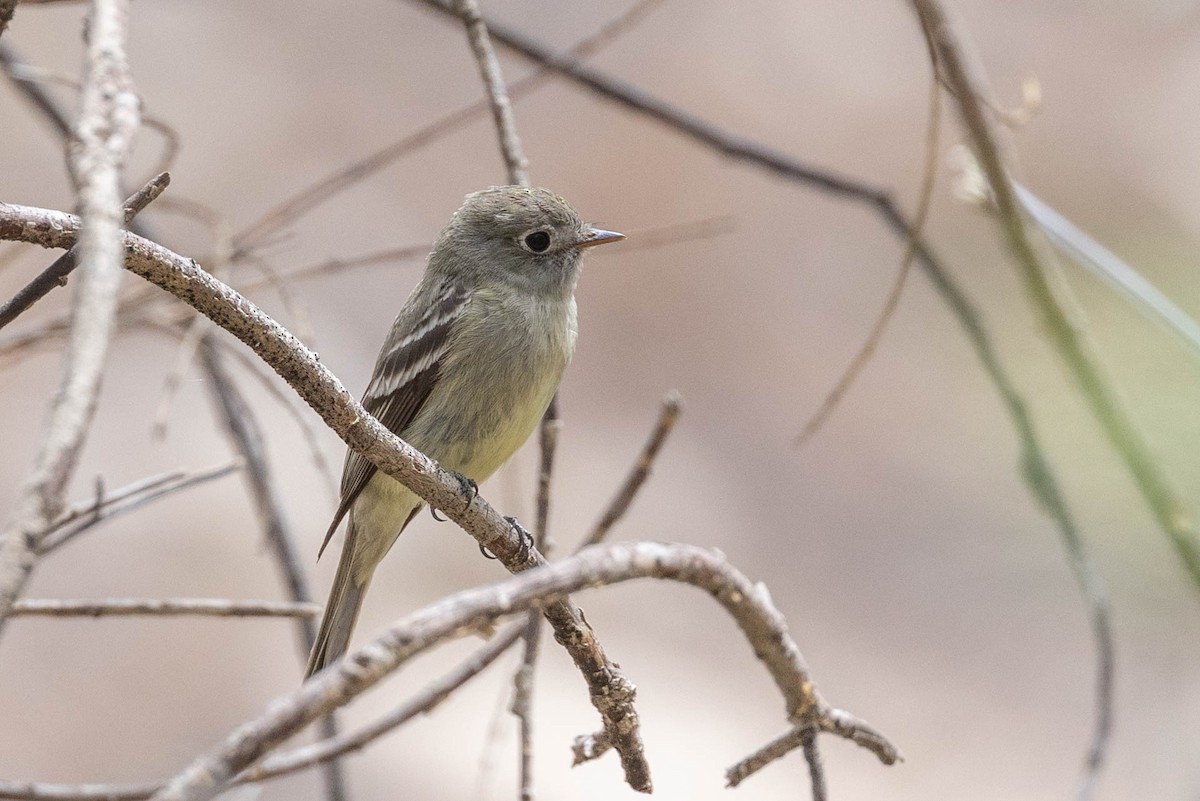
430, 472, 479, 522
505, 515, 534, 562
454, 472, 479, 512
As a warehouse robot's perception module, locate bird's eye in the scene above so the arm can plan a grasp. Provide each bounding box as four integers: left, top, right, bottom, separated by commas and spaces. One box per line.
523, 231, 551, 253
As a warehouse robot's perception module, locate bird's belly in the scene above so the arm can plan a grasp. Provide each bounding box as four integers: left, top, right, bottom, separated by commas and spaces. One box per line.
406, 343, 566, 484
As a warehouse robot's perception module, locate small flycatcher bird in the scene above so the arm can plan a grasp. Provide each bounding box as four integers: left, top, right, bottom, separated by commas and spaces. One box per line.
305, 186, 624, 678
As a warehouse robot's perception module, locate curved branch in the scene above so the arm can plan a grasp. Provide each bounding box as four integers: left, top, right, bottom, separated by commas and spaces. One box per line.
147, 541, 897, 801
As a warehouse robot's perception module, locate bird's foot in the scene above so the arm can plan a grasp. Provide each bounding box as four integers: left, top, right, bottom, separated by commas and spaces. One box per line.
430, 472, 478, 521
505, 515, 534, 563
454, 472, 479, 512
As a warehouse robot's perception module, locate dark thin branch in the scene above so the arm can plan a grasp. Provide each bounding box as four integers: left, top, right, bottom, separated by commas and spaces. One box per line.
794, 47, 941, 447
0, 172, 168, 332
801, 729, 827, 801
453, 0, 529, 186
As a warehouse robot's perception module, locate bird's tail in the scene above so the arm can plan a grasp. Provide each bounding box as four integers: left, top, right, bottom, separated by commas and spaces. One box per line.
305, 538, 372, 680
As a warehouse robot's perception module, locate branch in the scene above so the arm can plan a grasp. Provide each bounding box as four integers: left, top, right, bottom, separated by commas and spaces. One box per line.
145, 542, 897, 801
0, 202, 647, 793
0, 0, 139, 635
452, 0, 529, 186
231, 0, 663, 255
9, 598, 320, 618
0, 172, 168, 332
243, 622, 525, 783
580, 391, 680, 549
37, 461, 241, 554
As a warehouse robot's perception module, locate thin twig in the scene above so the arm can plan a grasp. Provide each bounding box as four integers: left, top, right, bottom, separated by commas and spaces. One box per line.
453, 0, 529, 186
580, 391, 680, 550
144, 542, 897, 801
0, 0, 139, 635
242, 622, 525, 783
9, 598, 320, 618
232, 0, 665, 255
800, 729, 827, 801
794, 47, 941, 447
36, 460, 242, 553
725, 728, 804, 787
0, 203, 650, 794
0, 781, 159, 801
0, 41, 73, 135
0, 172, 168, 331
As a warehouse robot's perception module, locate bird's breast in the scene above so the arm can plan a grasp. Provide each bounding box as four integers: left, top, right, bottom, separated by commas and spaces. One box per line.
404, 289, 576, 480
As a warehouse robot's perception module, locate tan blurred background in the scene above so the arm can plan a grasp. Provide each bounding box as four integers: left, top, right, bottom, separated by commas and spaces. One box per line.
3, 0, 1200, 798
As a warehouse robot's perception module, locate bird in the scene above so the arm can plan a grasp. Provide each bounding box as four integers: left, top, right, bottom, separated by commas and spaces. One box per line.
305, 186, 624, 678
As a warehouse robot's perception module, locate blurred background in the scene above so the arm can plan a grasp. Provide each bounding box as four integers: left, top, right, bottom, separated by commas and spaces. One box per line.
2, 0, 1200, 798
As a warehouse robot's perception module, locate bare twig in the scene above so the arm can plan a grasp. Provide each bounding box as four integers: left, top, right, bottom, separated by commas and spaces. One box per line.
0, 0, 139, 635
243, 622, 525, 783
580, 392, 680, 550
453, 0, 529, 186
145, 542, 897, 801
0, 203, 649, 793
37, 460, 242, 553
800, 729, 827, 801
794, 48, 941, 447
9, 598, 319, 618
232, 0, 664, 255
0, 41, 73, 135
199, 343, 316, 654
0, 781, 159, 801
726, 727, 804, 788
0, 173, 168, 331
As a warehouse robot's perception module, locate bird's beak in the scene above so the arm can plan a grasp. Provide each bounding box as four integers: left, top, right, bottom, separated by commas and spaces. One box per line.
576, 227, 626, 249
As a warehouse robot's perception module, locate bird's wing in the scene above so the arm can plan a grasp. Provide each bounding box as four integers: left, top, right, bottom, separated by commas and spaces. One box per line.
318, 277, 472, 558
